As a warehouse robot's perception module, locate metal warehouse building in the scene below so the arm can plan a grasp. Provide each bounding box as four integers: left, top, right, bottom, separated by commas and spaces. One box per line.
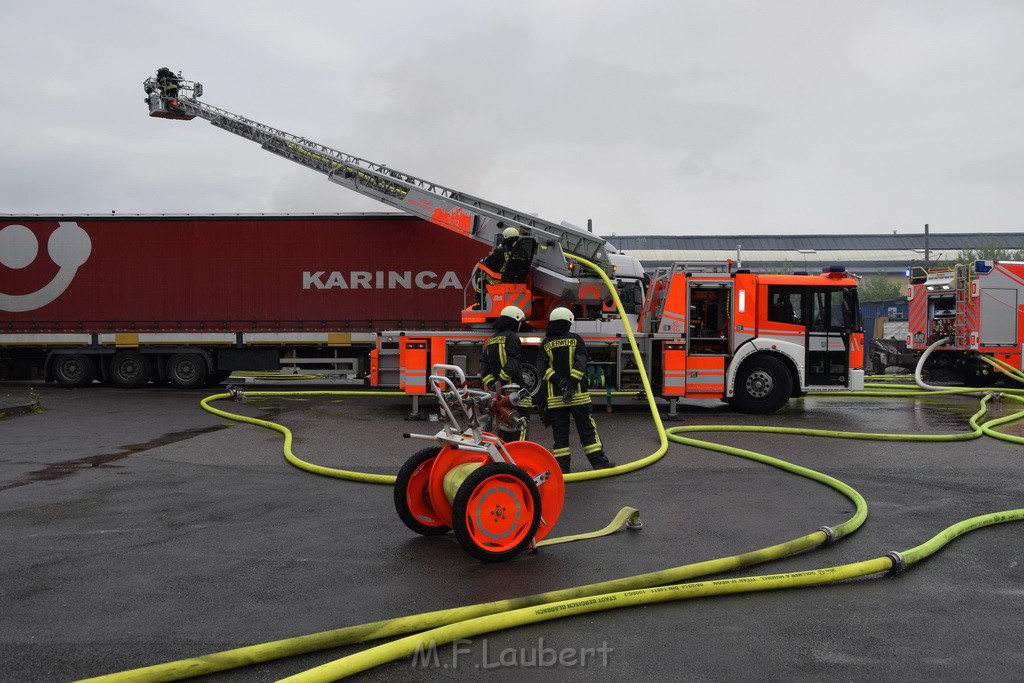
605, 231, 1024, 277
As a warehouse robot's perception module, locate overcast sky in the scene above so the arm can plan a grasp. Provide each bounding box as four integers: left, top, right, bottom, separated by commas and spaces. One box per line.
1, 1, 1022, 236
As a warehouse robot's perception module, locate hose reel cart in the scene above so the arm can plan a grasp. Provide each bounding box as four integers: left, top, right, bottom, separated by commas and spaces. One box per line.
395, 364, 565, 562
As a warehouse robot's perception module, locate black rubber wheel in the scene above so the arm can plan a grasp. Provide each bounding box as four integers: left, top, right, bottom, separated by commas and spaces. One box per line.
109, 351, 152, 389
452, 462, 541, 563
394, 446, 451, 536
52, 353, 96, 388
166, 353, 208, 389
732, 354, 793, 414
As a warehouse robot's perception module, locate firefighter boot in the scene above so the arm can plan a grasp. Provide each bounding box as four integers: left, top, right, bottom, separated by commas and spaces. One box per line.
554, 455, 571, 474
587, 452, 616, 470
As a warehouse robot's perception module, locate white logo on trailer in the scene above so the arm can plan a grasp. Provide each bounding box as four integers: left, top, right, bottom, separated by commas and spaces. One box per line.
0, 222, 92, 312
302, 270, 463, 290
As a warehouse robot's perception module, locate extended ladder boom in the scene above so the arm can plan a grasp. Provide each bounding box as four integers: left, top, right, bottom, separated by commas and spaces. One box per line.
143, 73, 612, 303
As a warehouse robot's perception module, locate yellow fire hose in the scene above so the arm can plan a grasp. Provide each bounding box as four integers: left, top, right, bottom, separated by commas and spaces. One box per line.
276, 506, 1024, 683
77, 258, 1024, 682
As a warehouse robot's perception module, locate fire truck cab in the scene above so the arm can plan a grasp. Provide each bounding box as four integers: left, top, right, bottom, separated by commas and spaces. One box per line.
638, 262, 864, 413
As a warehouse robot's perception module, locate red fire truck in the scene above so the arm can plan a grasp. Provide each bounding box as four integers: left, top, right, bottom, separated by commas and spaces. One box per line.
908, 260, 1024, 384
374, 260, 864, 414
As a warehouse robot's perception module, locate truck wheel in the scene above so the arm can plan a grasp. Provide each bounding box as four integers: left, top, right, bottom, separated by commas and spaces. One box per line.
109, 351, 153, 389
166, 353, 208, 389
733, 355, 792, 414
53, 354, 96, 388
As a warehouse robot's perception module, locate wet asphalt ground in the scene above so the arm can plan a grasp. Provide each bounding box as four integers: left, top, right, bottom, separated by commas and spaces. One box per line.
1, 380, 1022, 682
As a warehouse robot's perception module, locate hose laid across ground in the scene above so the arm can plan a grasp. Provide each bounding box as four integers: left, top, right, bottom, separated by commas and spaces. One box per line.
272, 394, 1023, 681
276, 507, 1023, 683
84, 383, 1023, 683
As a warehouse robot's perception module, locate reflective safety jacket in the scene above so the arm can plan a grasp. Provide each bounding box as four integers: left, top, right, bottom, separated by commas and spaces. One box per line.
536, 328, 591, 408
479, 237, 517, 285
480, 329, 524, 390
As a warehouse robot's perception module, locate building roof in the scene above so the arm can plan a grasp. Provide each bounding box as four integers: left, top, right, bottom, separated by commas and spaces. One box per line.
605, 232, 1024, 276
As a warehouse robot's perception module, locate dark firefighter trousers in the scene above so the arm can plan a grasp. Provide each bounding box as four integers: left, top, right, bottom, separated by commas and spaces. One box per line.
549, 403, 605, 472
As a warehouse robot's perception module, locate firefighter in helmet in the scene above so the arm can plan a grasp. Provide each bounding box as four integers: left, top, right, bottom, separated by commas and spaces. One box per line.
480, 304, 531, 440
477, 226, 521, 293
535, 307, 614, 473
156, 67, 179, 98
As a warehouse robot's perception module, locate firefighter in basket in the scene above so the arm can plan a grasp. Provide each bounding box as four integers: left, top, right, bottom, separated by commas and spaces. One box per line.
480, 304, 531, 441
478, 227, 521, 288
536, 307, 615, 473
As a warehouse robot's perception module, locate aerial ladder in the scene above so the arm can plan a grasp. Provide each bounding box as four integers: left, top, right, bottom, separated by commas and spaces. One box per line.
142, 70, 617, 326
142, 69, 866, 413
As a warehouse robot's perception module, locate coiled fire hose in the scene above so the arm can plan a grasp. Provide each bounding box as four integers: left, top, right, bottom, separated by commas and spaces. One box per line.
78, 258, 1024, 682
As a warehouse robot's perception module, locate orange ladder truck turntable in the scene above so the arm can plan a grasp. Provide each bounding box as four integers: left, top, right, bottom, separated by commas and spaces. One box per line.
907, 260, 1024, 385
142, 70, 865, 418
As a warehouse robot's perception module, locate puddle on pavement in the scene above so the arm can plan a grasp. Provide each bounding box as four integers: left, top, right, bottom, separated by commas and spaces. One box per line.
0, 425, 228, 493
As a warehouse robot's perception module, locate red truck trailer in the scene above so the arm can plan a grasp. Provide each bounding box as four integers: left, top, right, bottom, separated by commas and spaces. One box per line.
0, 213, 487, 387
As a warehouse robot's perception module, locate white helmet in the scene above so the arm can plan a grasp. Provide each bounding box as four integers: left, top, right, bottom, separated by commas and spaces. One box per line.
500, 305, 526, 322
549, 307, 574, 323
502, 227, 520, 240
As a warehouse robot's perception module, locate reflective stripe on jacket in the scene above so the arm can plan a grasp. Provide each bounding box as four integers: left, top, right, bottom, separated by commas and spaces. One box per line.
536, 331, 590, 408
480, 330, 523, 389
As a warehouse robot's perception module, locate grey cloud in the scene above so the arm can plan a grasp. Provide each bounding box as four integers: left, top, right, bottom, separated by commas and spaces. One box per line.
1, 0, 1022, 234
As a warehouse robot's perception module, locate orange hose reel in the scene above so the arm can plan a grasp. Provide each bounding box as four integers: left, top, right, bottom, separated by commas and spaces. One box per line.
394, 435, 565, 563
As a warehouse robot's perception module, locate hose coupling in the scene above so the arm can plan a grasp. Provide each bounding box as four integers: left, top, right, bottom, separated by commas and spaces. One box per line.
817, 526, 837, 545
227, 385, 245, 401
886, 551, 906, 573
626, 511, 643, 530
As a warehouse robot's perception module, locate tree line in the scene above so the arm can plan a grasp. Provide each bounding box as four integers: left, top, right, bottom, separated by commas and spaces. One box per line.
859, 243, 1024, 302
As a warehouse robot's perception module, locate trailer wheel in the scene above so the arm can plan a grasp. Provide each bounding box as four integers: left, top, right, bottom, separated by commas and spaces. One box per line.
452, 462, 541, 562
733, 354, 792, 414
109, 351, 152, 389
166, 353, 208, 389
53, 354, 96, 388
394, 447, 451, 536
